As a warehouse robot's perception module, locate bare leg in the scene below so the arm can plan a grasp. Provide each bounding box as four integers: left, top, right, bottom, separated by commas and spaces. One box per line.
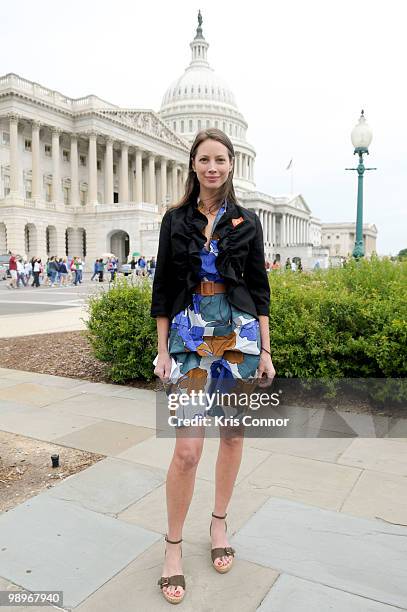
162, 426, 205, 599
211, 427, 244, 569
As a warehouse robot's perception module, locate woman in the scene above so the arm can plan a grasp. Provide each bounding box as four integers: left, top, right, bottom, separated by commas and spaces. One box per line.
151, 128, 275, 604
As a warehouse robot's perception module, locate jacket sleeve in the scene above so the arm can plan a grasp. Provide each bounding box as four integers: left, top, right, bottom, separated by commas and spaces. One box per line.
244, 214, 270, 316
150, 210, 172, 318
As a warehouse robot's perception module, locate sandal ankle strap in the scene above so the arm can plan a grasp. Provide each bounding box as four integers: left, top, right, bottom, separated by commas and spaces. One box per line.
211, 512, 227, 520
165, 534, 183, 544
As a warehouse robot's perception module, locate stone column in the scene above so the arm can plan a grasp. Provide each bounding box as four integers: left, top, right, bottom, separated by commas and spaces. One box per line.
148, 154, 156, 204
52, 127, 61, 204
70, 134, 79, 207
177, 167, 183, 200
135, 148, 143, 203
171, 163, 178, 203
88, 132, 98, 205
120, 142, 129, 202
104, 137, 113, 205
31, 120, 41, 200
8, 114, 20, 197
268, 212, 272, 244
160, 158, 167, 209
272, 213, 276, 246
282, 213, 286, 246
182, 166, 188, 193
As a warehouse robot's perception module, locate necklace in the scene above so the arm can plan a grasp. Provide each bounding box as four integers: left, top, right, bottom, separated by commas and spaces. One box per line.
198, 201, 218, 216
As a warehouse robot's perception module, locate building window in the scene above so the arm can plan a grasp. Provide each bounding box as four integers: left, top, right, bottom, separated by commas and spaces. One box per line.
113, 163, 117, 174
173, 121, 176, 131
80, 190, 87, 205
189, 120, 193, 131
206, 120, 210, 128
222, 122, 226, 131
25, 139, 32, 152
80, 154, 87, 166
197, 120, 201, 130
97, 160, 101, 171
45, 183, 52, 202
2, 132, 10, 145
25, 180, 32, 199
4, 175, 10, 196
336, 235, 340, 239
180, 120, 184, 133
63, 186, 70, 205
63, 149, 70, 162
215, 120, 218, 128
45, 144, 51, 157
327, 235, 331, 240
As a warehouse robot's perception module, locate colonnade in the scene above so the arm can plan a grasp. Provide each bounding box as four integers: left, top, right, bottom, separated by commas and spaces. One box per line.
256, 209, 311, 247
5, 114, 188, 207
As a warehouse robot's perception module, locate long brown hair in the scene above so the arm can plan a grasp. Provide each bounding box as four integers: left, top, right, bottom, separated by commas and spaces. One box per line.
173, 128, 238, 212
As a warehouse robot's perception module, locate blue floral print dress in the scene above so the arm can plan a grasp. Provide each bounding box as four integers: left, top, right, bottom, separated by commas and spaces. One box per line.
167, 201, 261, 422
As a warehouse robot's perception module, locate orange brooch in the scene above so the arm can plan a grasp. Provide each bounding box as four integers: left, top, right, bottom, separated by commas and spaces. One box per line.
232, 217, 244, 227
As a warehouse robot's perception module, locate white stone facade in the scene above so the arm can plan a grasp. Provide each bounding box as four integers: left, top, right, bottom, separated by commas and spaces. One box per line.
0, 74, 190, 264
321, 223, 378, 258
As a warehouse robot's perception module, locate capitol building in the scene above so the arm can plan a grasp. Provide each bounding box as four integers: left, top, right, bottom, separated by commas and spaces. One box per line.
0, 13, 376, 268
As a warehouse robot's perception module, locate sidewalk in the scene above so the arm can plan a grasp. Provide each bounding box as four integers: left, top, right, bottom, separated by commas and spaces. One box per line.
0, 307, 87, 338
0, 367, 406, 611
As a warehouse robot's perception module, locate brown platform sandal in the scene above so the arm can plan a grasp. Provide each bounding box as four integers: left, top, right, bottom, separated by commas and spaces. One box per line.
157, 535, 186, 604
210, 512, 236, 574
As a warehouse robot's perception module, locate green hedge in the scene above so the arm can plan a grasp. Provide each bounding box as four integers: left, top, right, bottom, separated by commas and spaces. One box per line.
85, 257, 407, 383
86, 279, 157, 382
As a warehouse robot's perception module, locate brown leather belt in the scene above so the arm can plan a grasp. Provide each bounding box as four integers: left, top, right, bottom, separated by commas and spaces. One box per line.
194, 281, 226, 296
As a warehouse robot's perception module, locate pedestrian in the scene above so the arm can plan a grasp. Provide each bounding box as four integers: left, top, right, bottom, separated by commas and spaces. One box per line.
285, 257, 291, 271
48, 256, 58, 286
24, 259, 32, 284
291, 259, 297, 272
32, 258, 41, 287
271, 259, 280, 271
8, 252, 17, 289
90, 259, 98, 281
77, 258, 84, 283
297, 259, 303, 272
16, 258, 26, 287
138, 255, 147, 276
152, 128, 275, 604
149, 256, 156, 281
58, 258, 68, 286
98, 258, 104, 282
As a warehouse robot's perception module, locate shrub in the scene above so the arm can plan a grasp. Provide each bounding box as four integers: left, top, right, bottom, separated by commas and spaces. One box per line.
85, 278, 157, 382
86, 258, 407, 387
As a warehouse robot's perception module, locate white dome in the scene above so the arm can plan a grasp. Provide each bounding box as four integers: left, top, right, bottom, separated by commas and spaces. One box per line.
158, 11, 256, 192
161, 66, 238, 109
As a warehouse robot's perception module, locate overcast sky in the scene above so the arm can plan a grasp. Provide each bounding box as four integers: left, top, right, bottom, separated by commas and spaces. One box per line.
2, 0, 406, 255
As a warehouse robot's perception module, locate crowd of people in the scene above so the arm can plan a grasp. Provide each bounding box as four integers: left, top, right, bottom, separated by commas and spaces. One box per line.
6, 251, 308, 289
6, 253, 85, 289
265, 257, 303, 272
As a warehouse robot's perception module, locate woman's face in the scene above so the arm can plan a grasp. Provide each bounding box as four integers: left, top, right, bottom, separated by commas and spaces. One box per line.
192, 139, 233, 193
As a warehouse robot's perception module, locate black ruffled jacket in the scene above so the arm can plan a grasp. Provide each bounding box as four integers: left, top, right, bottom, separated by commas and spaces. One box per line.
150, 199, 270, 320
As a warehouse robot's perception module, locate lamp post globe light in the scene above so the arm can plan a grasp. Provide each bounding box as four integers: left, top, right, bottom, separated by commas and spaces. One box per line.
346, 110, 377, 259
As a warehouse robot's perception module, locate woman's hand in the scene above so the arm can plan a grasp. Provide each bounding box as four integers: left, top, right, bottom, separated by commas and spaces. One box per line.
257, 351, 276, 387
154, 350, 172, 381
